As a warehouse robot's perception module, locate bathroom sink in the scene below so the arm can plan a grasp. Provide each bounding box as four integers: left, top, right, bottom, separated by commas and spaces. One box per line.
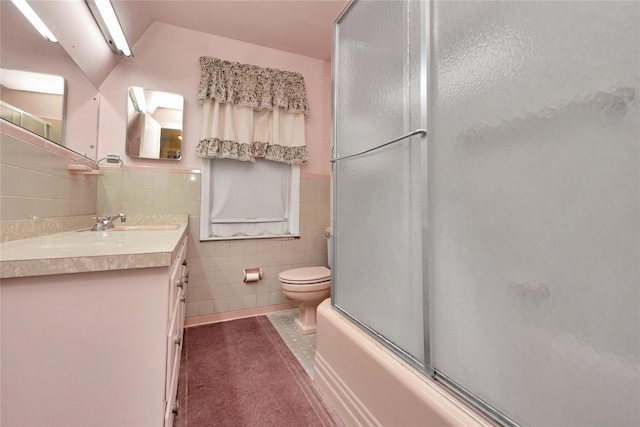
109, 224, 180, 231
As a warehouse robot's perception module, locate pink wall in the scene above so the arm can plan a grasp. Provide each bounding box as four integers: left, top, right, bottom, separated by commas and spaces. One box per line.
98, 22, 332, 176
0, 88, 63, 119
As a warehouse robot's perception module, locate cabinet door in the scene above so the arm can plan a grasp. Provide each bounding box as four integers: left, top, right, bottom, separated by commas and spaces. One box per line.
164, 288, 185, 426
164, 235, 188, 426
165, 292, 181, 402
164, 331, 182, 426
1, 268, 169, 426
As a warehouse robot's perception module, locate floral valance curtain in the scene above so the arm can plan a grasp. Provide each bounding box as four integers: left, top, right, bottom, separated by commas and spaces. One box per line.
196, 57, 310, 164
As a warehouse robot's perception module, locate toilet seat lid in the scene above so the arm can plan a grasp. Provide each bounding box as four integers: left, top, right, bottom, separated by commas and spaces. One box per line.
279, 266, 331, 284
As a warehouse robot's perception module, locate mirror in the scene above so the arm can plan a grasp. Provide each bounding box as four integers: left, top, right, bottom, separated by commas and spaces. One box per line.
126, 87, 184, 160
1, 69, 65, 145
0, 1, 100, 160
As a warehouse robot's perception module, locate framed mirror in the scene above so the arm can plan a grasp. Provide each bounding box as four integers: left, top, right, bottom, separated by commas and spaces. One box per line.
0, 1, 100, 160
126, 87, 184, 160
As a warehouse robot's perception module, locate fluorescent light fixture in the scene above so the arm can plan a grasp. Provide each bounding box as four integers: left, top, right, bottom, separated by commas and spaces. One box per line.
86, 0, 132, 56
10, 0, 58, 42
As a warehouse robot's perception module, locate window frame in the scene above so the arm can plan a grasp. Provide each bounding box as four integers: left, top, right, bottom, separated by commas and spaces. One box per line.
199, 158, 300, 241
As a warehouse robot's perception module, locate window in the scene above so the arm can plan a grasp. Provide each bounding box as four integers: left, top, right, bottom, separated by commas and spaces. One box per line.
199, 158, 300, 240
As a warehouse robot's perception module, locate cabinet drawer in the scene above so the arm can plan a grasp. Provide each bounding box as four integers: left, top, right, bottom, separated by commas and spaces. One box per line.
168, 264, 183, 323
168, 237, 188, 323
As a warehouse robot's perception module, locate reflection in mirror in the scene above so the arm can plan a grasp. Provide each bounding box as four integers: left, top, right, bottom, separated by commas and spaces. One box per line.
126, 87, 184, 160
0, 1, 100, 160
0, 69, 66, 145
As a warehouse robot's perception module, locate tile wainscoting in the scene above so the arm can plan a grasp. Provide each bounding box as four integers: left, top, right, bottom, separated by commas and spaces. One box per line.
0, 130, 98, 241
97, 167, 330, 319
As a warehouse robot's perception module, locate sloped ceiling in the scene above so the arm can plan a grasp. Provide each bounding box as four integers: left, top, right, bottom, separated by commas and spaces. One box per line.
4, 0, 348, 89
113, 0, 349, 62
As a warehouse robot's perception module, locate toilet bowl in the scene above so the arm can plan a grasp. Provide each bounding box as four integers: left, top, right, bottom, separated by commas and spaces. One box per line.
279, 266, 331, 334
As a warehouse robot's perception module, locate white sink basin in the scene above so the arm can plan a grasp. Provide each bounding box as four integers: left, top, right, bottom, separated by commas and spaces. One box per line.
109, 224, 180, 231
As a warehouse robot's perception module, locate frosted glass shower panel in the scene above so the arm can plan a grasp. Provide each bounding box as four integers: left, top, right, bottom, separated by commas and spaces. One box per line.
429, 1, 639, 425
333, 0, 424, 364
335, 0, 420, 157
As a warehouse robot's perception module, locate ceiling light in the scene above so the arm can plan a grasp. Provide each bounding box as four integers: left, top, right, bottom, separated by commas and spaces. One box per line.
10, 0, 58, 43
86, 0, 132, 56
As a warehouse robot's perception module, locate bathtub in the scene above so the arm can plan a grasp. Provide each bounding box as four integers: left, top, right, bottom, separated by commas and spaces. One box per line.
314, 299, 492, 426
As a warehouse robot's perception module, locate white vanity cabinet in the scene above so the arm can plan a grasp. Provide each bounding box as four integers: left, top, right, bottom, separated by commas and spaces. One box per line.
164, 236, 188, 426
0, 234, 188, 427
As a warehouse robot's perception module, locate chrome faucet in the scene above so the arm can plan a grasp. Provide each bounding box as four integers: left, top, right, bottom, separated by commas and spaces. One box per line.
91, 213, 127, 231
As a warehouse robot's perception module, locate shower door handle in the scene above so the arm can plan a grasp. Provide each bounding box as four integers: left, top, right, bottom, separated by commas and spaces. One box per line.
330, 129, 426, 163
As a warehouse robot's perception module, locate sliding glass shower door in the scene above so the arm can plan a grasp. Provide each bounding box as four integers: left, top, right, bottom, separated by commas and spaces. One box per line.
429, 1, 639, 425
333, 0, 426, 366
334, 0, 639, 425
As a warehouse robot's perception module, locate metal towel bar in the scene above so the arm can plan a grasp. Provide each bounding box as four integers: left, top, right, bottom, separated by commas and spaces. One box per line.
330, 129, 427, 163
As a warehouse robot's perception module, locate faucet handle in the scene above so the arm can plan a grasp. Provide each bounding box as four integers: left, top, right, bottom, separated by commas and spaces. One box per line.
90, 214, 126, 231
110, 213, 126, 221
104, 213, 126, 222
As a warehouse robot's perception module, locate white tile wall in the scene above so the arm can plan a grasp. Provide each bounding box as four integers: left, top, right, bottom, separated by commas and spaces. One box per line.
96, 168, 330, 318
97, 169, 200, 216
185, 177, 330, 318
0, 133, 98, 223
0, 130, 330, 320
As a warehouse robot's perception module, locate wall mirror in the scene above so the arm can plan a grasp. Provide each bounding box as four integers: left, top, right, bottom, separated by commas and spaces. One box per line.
0, 1, 100, 160
126, 87, 184, 160
1, 69, 66, 145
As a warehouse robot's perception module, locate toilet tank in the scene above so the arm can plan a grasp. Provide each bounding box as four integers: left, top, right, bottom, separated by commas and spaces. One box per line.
326, 227, 333, 269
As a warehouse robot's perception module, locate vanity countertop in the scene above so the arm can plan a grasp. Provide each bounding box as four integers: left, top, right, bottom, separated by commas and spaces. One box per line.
0, 214, 189, 279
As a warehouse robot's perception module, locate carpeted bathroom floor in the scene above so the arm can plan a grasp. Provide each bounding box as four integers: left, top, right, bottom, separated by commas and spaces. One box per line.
174, 315, 342, 427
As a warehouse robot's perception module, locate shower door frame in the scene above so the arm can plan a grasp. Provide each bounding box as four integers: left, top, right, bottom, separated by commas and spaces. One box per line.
330, 0, 432, 376
330, 2, 520, 426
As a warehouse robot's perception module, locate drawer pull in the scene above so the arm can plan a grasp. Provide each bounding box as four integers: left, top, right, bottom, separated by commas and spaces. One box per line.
182, 259, 188, 267
180, 295, 186, 303
176, 279, 183, 288
172, 400, 180, 415
174, 333, 183, 346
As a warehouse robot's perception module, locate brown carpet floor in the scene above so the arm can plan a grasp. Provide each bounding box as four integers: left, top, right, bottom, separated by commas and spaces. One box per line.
174, 316, 343, 427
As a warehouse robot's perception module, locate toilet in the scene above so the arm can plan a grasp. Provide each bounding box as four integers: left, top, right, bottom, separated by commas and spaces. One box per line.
278, 229, 332, 334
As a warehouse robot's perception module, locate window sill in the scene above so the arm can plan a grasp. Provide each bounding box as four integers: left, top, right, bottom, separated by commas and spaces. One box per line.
199, 234, 300, 242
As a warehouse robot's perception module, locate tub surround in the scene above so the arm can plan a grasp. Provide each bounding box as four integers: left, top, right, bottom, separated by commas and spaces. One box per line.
0, 213, 188, 278
314, 300, 492, 427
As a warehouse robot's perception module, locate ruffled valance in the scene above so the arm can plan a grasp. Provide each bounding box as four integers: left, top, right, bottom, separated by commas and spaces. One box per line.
197, 57, 310, 164
196, 138, 309, 164
197, 56, 310, 115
